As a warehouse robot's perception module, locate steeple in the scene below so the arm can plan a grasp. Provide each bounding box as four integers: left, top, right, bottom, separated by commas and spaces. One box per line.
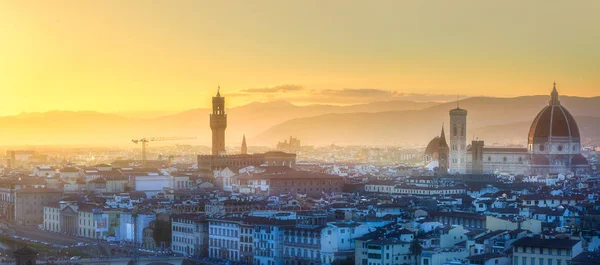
216, 85, 221, 97
550, 82, 560, 106
457, 95, 460, 109
241, 134, 247, 155
437, 123, 449, 176
438, 124, 448, 147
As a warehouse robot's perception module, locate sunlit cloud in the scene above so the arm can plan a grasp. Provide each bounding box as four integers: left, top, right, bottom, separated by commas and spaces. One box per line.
231, 86, 468, 105
240, 85, 304, 93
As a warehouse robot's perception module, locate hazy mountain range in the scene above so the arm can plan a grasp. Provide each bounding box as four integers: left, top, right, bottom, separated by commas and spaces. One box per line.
1, 96, 599, 147
0, 100, 437, 147
254, 96, 600, 146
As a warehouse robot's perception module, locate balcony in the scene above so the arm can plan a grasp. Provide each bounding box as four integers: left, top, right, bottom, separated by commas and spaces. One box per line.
282, 255, 320, 262
282, 241, 320, 248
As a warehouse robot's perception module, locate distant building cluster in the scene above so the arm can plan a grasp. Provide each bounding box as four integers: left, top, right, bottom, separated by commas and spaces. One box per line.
277, 136, 301, 153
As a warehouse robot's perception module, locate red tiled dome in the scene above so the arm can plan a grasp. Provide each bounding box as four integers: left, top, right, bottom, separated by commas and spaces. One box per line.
528, 85, 580, 145
425, 137, 440, 155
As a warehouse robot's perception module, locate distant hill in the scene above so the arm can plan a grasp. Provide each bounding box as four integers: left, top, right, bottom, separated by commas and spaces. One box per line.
472, 116, 600, 146
156, 100, 438, 144
254, 96, 600, 146
0, 100, 436, 146
2, 95, 598, 147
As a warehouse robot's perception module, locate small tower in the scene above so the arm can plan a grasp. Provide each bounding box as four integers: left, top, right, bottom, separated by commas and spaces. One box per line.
437, 124, 449, 175
471, 140, 485, 174
14, 246, 38, 265
241, 135, 248, 155
210, 86, 227, 156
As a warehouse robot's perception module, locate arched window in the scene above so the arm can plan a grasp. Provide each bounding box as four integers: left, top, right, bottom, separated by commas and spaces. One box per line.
461, 125, 465, 136
453, 125, 457, 136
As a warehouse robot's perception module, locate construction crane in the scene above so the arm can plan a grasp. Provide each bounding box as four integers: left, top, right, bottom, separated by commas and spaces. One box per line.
131, 136, 196, 167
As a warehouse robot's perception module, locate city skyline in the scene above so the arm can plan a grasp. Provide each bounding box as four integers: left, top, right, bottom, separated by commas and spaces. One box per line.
0, 2, 599, 264
1, 1, 599, 116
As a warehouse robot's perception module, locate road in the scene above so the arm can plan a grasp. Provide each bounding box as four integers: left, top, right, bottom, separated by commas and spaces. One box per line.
37, 256, 185, 265
13, 225, 96, 247
4, 225, 175, 260
7, 225, 115, 258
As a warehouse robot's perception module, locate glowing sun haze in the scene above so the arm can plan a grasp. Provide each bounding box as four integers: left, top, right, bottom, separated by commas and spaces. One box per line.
1, 0, 599, 116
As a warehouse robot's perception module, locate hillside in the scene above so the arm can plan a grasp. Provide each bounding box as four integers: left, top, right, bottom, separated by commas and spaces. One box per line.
254, 96, 600, 146
2, 95, 598, 147
0, 100, 436, 146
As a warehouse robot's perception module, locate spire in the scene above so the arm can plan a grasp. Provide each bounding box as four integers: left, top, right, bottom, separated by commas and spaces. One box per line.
457, 95, 460, 109
241, 134, 247, 155
550, 81, 560, 105
440, 124, 445, 138
439, 123, 448, 147
216, 85, 221, 97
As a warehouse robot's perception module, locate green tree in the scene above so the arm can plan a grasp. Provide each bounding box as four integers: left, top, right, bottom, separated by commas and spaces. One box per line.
152, 219, 171, 250
409, 239, 422, 265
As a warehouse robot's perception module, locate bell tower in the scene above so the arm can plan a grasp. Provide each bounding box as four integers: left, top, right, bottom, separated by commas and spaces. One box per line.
210, 86, 227, 156
449, 101, 468, 174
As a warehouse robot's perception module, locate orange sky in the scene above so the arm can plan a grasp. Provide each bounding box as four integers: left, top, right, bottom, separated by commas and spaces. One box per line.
0, 1, 599, 116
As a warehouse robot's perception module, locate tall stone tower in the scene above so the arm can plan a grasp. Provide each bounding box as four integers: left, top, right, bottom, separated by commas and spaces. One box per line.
449, 105, 467, 174
241, 135, 247, 155
437, 124, 449, 175
471, 140, 484, 174
210, 87, 227, 156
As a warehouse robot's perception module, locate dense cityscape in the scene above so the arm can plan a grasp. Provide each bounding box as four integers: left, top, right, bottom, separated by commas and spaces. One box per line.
0, 87, 598, 265
2, 2, 600, 265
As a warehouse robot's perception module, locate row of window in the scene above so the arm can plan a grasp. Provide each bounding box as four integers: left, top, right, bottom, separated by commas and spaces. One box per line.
283, 236, 320, 245
43, 213, 95, 226
281, 187, 339, 192
283, 247, 320, 259
525, 200, 575, 205
210, 227, 239, 237
210, 238, 238, 249
515, 247, 571, 256
173, 244, 193, 254
173, 225, 194, 234
514, 256, 565, 265
451, 158, 466, 164
173, 236, 194, 244
366, 186, 464, 195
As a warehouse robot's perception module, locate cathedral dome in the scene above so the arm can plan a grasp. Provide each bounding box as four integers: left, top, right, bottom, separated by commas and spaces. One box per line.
425, 137, 440, 155
528, 84, 580, 154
